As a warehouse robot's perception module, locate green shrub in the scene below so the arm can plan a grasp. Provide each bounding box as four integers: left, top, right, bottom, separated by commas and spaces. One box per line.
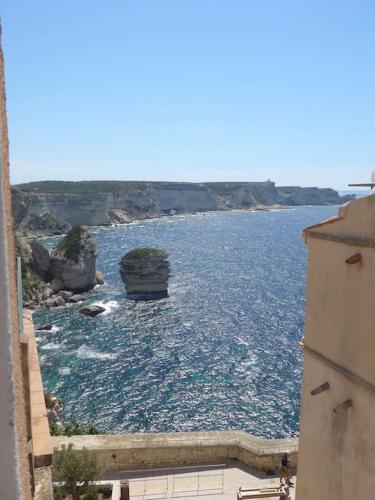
14, 180, 151, 194
22, 271, 45, 302
50, 421, 101, 437
53, 443, 102, 500
52, 486, 65, 500
57, 225, 85, 262
124, 247, 167, 259
82, 485, 99, 499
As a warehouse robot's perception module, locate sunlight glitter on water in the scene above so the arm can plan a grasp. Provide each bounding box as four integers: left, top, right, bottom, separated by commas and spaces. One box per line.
34, 206, 338, 438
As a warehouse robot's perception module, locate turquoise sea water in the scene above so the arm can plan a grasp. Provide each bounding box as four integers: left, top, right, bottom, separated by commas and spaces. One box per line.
34, 206, 337, 439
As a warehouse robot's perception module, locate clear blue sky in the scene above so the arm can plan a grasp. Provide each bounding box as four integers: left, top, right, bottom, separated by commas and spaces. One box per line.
2, 1, 375, 188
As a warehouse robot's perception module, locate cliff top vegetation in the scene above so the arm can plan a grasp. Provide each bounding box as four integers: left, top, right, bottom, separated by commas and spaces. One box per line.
14, 180, 152, 194
13, 180, 276, 195
122, 248, 168, 259
56, 225, 87, 262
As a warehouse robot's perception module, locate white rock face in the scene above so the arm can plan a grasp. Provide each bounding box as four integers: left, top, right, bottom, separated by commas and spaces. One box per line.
119, 248, 170, 299
22, 192, 112, 226
12, 182, 355, 232
155, 184, 217, 212
50, 227, 99, 292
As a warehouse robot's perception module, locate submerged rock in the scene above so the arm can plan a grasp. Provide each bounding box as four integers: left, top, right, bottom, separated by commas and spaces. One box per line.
36, 324, 53, 331
79, 304, 106, 317
50, 226, 99, 292
119, 247, 170, 299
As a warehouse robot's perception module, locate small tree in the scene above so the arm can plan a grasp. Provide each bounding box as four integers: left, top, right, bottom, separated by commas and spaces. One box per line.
53, 443, 102, 500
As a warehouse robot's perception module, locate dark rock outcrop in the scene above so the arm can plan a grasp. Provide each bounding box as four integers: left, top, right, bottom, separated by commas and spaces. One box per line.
30, 239, 51, 280
36, 324, 53, 331
58, 290, 73, 300
46, 296, 65, 308
51, 278, 64, 292
68, 294, 84, 303
79, 304, 106, 317
24, 213, 71, 236
50, 226, 99, 292
119, 248, 170, 299
15, 233, 49, 305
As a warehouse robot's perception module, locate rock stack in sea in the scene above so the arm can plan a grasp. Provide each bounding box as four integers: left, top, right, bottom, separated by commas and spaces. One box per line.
16, 225, 103, 308
119, 248, 170, 299
50, 225, 99, 292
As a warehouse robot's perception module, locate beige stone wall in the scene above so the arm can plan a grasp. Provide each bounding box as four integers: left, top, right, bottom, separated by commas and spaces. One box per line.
296, 195, 375, 500
23, 310, 53, 468
34, 467, 53, 500
0, 27, 33, 499
53, 431, 298, 473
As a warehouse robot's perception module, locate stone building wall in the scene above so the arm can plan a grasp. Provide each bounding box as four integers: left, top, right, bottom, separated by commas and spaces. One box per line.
0, 28, 33, 499
296, 195, 375, 499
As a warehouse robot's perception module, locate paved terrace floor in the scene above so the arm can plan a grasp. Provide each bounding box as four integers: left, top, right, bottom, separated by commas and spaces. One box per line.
102, 461, 296, 500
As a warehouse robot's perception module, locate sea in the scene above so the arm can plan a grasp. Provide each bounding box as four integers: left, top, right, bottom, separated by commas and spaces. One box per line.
33, 205, 338, 439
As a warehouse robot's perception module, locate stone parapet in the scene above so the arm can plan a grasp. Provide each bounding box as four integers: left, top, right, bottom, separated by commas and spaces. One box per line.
52, 431, 298, 472
23, 310, 53, 468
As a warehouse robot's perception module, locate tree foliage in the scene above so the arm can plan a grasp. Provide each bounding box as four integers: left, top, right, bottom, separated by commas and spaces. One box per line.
53, 443, 102, 500
57, 225, 86, 262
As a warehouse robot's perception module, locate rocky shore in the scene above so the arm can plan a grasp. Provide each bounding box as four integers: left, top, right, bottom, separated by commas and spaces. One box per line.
17, 225, 102, 308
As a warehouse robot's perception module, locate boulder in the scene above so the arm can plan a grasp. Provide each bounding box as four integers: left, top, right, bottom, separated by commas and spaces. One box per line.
95, 270, 104, 285
68, 294, 84, 303
51, 278, 64, 292
58, 290, 73, 300
49, 226, 99, 292
45, 298, 57, 308
119, 247, 170, 299
43, 287, 54, 299
55, 296, 66, 307
30, 239, 51, 279
79, 304, 106, 317
45, 295, 65, 307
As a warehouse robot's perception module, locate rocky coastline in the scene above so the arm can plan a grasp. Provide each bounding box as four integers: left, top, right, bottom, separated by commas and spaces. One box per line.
14, 180, 353, 309
17, 225, 103, 309
12, 180, 354, 237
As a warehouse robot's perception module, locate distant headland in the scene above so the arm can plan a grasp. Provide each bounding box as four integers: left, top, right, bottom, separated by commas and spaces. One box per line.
12, 180, 354, 236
